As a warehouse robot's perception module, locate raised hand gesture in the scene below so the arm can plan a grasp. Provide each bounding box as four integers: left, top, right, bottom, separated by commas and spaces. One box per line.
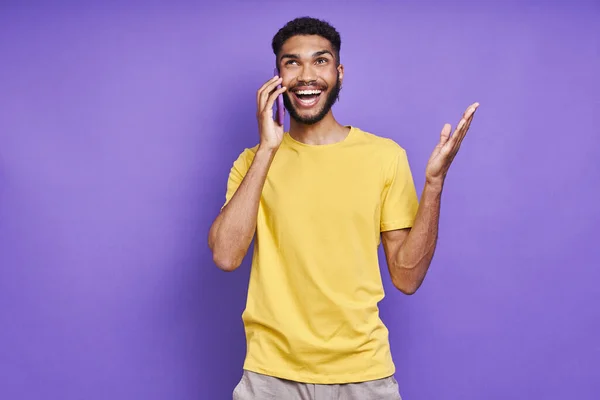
425, 102, 479, 186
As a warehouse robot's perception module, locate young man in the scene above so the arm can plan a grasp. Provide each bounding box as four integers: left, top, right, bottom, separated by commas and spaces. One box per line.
209, 17, 479, 400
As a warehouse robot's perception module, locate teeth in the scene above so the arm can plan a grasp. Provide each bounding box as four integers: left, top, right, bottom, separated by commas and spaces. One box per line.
296, 90, 322, 95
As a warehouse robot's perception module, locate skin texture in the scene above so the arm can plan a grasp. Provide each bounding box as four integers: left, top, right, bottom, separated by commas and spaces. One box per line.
208, 33, 480, 297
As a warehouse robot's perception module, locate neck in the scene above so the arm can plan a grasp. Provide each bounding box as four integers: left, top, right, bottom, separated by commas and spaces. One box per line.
288, 112, 349, 145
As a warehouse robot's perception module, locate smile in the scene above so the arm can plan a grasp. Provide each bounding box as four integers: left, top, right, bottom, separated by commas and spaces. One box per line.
293, 89, 323, 108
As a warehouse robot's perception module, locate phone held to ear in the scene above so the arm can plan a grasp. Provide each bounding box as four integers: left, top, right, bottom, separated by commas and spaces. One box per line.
274, 68, 285, 126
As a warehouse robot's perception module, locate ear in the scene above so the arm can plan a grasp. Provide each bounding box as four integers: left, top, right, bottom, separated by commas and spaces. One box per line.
337, 63, 344, 83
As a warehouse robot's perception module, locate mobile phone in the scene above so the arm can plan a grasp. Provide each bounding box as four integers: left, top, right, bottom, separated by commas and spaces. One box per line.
274, 68, 285, 126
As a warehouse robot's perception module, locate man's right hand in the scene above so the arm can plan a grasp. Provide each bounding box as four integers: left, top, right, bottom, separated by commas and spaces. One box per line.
256, 75, 287, 151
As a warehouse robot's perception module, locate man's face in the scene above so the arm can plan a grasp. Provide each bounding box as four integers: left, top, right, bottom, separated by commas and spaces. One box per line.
277, 35, 344, 125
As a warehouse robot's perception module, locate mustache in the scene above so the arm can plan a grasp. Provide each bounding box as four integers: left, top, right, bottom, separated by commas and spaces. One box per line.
289, 82, 327, 91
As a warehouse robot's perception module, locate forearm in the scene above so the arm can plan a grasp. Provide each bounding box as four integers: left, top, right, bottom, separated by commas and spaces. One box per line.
209, 146, 276, 271
392, 181, 443, 292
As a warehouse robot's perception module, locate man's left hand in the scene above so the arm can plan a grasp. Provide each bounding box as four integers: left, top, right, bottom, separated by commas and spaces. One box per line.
425, 102, 480, 187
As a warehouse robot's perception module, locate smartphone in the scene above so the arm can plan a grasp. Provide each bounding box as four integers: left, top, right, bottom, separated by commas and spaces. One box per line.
274, 68, 285, 126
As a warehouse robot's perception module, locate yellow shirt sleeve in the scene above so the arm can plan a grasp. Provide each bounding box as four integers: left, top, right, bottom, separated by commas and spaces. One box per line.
380, 148, 419, 232
222, 148, 255, 209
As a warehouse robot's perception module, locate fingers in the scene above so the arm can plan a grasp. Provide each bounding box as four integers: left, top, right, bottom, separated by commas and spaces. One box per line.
463, 103, 478, 131
438, 103, 478, 162
453, 117, 468, 137
463, 102, 479, 127
449, 103, 479, 144
455, 103, 478, 147
264, 86, 287, 114
439, 123, 452, 145
256, 75, 280, 105
257, 76, 283, 111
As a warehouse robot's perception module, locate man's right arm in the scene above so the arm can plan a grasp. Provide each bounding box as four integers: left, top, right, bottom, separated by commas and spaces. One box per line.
208, 74, 286, 272
208, 146, 276, 271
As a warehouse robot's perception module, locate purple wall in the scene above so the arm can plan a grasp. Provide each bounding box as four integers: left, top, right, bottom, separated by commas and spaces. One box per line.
1, 1, 598, 399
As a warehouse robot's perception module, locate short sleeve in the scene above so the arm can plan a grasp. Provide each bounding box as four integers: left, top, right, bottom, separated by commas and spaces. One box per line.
380, 148, 419, 232
222, 148, 254, 209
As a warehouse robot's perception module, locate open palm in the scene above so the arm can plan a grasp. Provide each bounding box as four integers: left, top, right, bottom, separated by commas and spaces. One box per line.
425, 102, 479, 185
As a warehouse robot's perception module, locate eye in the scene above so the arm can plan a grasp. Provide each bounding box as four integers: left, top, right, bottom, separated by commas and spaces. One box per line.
285, 60, 298, 65
316, 58, 328, 64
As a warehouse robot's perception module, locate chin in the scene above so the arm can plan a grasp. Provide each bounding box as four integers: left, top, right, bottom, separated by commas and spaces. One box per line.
297, 108, 324, 119
293, 109, 328, 125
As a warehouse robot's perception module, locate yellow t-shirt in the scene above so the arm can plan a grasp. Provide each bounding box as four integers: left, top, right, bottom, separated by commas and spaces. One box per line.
223, 126, 419, 384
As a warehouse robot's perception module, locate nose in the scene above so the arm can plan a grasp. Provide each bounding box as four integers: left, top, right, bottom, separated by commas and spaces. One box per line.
298, 64, 317, 85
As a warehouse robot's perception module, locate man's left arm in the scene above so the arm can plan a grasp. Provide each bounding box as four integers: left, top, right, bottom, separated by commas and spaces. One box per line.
382, 181, 442, 294
382, 102, 479, 294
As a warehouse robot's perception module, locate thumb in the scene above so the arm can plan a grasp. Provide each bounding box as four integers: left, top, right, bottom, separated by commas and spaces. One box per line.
439, 123, 452, 145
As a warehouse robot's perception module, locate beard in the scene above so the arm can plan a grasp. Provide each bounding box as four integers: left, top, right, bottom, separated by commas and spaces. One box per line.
283, 72, 342, 126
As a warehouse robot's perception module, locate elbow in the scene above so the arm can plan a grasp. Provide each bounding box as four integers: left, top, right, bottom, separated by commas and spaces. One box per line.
212, 252, 241, 272
393, 280, 420, 295
208, 234, 246, 272
208, 224, 241, 272
391, 266, 422, 295
398, 283, 420, 295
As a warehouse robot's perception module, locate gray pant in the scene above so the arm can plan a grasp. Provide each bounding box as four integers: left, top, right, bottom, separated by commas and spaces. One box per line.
233, 370, 402, 400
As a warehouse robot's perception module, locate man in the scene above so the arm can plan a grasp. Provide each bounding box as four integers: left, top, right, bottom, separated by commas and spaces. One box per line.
208, 16, 478, 400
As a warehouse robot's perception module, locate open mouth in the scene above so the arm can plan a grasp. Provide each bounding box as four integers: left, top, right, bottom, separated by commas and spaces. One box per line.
292, 89, 323, 108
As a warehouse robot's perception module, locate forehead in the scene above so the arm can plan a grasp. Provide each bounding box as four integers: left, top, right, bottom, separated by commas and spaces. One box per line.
280, 35, 334, 56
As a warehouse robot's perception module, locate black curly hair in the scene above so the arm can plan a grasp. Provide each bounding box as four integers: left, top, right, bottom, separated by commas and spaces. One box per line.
271, 17, 341, 66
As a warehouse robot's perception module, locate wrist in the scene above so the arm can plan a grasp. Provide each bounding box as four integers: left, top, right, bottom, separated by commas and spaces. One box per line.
424, 177, 444, 194
256, 144, 279, 158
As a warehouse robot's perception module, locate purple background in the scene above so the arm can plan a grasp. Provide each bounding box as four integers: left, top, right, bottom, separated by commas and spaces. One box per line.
1, 1, 599, 399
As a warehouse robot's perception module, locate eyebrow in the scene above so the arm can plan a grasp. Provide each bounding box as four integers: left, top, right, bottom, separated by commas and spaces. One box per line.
280, 50, 335, 61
